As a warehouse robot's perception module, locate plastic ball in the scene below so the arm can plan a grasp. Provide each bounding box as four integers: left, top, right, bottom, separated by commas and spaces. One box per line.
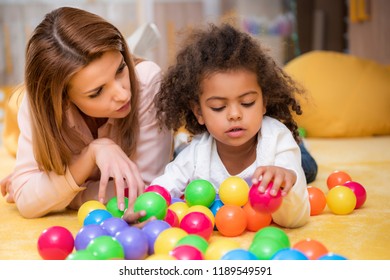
168, 201, 189, 222
307, 186, 327, 216
144, 184, 172, 206
253, 226, 290, 248
219, 176, 249, 206
249, 236, 285, 260
170, 245, 204, 260
99, 217, 129, 236
142, 219, 171, 255
78, 200, 106, 226
271, 248, 308, 260
171, 197, 184, 204
293, 238, 328, 260
37, 226, 75, 260
133, 192, 168, 222
164, 208, 180, 227
154, 227, 188, 255
326, 186, 357, 215
343, 181, 367, 209
180, 211, 213, 240
86, 235, 124, 260
185, 179, 216, 207
175, 234, 209, 254
66, 249, 98, 260
186, 205, 215, 227
221, 249, 258, 260
215, 205, 247, 237
209, 198, 224, 216
145, 254, 177, 260
249, 182, 283, 214
115, 226, 149, 260
242, 201, 272, 232
74, 224, 108, 250
327, 170, 352, 189
205, 239, 241, 260
83, 209, 113, 226
318, 252, 348, 260
106, 196, 128, 218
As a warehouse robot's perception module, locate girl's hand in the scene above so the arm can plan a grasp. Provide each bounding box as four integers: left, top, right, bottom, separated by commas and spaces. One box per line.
0, 173, 15, 203
251, 166, 297, 197
89, 138, 145, 212
122, 207, 156, 228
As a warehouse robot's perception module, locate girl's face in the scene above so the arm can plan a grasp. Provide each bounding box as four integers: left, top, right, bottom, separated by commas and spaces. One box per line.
193, 69, 266, 149
67, 50, 131, 119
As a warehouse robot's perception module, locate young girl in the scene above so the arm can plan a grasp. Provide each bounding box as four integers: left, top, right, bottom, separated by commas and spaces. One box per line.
137, 23, 311, 228
0, 7, 172, 221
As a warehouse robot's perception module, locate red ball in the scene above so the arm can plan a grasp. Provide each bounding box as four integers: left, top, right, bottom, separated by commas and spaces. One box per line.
37, 226, 74, 260
144, 184, 172, 206
249, 182, 283, 214
327, 170, 352, 189
343, 181, 367, 209
170, 245, 204, 260
215, 205, 247, 237
307, 186, 327, 216
164, 208, 180, 227
180, 212, 213, 240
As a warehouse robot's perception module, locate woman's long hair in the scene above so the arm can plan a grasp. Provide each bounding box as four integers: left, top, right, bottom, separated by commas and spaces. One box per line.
25, 7, 139, 174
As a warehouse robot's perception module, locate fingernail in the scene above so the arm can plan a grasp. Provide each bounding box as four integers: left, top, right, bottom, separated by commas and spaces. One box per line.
258, 186, 265, 192
99, 198, 104, 204
270, 190, 277, 196
119, 203, 125, 211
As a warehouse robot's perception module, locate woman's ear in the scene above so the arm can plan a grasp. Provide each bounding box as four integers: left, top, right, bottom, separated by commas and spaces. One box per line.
191, 103, 205, 125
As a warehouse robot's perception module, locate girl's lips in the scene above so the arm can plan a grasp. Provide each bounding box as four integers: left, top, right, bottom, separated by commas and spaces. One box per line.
226, 127, 245, 138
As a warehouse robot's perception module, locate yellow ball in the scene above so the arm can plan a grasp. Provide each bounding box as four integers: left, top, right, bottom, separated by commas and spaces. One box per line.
326, 186, 357, 215
154, 227, 188, 255
145, 254, 177, 260
205, 239, 241, 260
219, 176, 249, 206
78, 200, 106, 226
168, 201, 189, 222
186, 205, 215, 227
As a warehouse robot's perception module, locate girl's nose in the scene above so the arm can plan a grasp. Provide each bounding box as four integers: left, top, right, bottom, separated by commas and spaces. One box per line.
227, 105, 242, 121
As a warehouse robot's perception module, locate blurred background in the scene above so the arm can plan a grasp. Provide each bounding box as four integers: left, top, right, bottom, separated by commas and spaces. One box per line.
0, 0, 389, 88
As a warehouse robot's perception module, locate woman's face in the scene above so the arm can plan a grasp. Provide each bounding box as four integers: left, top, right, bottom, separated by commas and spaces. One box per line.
193, 69, 266, 149
67, 50, 132, 119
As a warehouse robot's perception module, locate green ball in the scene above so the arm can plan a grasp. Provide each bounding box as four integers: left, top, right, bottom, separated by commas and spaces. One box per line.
66, 249, 98, 260
175, 234, 209, 254
106, 196, 129, 218
253, 226, 290, 248
133, 192, 167, 222
298, 127, 307, 138
185, 179, 216, 207
86, 235, 124, 260
249, 236, 285, 260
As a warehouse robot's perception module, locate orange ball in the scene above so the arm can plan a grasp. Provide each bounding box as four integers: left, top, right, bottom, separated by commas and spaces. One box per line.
293, 238, 328, 260
327, 170, 352, 189
307, 186, 326, 216
215, 205, 247, 237
242, 202, 272, 231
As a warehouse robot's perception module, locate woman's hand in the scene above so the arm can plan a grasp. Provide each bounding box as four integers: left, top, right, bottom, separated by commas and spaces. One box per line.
251, 166, 297, 196
122, 207, 156, 228
0, 173, 15, 203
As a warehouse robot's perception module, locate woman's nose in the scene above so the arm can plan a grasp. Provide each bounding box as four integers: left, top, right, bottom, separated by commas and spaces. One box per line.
111, 82, 128, 102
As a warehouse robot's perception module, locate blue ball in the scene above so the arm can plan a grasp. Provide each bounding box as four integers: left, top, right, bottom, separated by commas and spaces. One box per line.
83, 209, 113, 226
271, 248, 309, 260
221, 249, 258, 260
318, 253, 348, 260
209, 199, 224, 216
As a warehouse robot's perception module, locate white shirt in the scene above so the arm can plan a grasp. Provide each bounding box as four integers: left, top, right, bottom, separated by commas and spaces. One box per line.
152, 116, 310, 228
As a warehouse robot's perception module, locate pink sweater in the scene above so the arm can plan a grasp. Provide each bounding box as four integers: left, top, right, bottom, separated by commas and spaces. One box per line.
11, 61, 173, 218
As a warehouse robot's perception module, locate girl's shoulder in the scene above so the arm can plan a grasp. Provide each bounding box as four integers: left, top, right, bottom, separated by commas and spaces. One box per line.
262, 116, 291, 135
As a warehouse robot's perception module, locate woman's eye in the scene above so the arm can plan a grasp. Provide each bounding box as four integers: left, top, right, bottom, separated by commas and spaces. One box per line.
89, 88, 103, 98
117, 63, 126, 74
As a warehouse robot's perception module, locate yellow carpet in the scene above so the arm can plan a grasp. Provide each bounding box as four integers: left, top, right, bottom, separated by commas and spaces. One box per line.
1, 136, 390, 260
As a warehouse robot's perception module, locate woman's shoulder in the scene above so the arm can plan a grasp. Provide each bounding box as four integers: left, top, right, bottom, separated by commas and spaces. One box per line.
135, 60, 162, 83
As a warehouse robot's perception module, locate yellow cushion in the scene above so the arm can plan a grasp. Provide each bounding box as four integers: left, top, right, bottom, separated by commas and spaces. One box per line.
284, 51, 390, 137
1, 85, 23, 157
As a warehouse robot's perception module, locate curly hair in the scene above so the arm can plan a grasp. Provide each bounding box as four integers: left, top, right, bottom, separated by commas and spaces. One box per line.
155, 23, 305, 142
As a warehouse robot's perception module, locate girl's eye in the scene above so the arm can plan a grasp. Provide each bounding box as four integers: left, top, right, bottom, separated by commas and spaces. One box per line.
242, 101, 255, 107
89, 88, 103, 98
211, 106, 225, 112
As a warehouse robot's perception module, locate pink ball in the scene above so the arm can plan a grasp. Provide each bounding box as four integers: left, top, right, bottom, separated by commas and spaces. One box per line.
343, 181, 367, 209
249, 182, 283, 214
164, 208, 180, 227
170, 245, 204, 260
37, 226, 74, 260
144, 185, 172, 206
180, 212, 213, 240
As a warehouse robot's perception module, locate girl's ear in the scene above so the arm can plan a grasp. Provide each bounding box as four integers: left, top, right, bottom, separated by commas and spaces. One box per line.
191, 103, 205, 125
